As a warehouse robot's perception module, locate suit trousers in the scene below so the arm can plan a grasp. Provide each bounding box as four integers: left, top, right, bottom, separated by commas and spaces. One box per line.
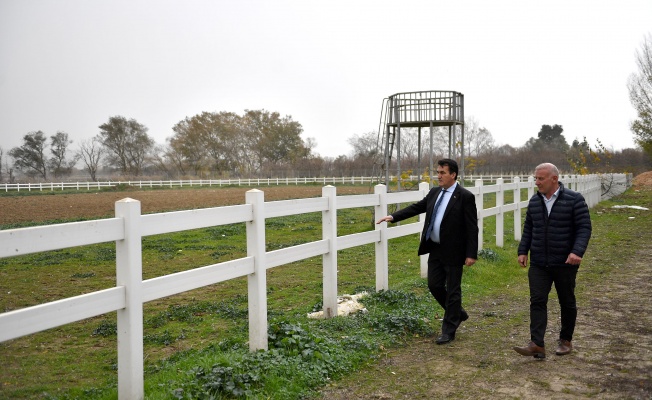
427, 242, 464, 336
528, 264, 579, 347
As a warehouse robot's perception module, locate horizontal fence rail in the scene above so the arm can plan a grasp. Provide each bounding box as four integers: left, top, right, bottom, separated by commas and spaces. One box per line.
0, 173, 630, 399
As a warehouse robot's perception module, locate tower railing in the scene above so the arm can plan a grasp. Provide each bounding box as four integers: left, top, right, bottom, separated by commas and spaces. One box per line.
380, 90, 465, 190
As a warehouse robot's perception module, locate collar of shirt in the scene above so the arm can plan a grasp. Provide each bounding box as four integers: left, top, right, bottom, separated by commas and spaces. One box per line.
543, 186, 560, 215
442, 182, 458, 194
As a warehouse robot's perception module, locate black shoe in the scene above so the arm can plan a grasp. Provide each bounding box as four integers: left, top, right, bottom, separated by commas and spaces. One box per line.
461, 310, 469, 322
436, 333, 455, 345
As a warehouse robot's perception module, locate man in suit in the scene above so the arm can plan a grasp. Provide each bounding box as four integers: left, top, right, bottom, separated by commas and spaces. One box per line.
377, 158, 479, 344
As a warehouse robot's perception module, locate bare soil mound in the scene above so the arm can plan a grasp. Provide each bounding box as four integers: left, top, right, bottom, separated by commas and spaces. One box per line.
633, 170, 652, 189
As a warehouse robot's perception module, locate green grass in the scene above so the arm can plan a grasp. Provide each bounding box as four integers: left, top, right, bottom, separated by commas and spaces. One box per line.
1, 185, 649, 399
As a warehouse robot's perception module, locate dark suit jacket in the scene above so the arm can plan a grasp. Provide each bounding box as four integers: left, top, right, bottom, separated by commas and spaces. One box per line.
390, 183, 479, 265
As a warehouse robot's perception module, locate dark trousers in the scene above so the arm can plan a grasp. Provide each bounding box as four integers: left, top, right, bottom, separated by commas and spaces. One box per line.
528, 264, 579, 347
427, 247, 464, 336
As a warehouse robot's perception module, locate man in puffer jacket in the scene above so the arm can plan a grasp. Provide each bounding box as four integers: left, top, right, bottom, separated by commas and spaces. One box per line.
513, 163, 592, 359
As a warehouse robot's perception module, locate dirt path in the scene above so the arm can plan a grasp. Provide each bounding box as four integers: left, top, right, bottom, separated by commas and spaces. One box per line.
318, 247, 652, 399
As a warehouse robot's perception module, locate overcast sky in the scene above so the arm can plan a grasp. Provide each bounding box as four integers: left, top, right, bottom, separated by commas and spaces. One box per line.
1, 0, 650, 160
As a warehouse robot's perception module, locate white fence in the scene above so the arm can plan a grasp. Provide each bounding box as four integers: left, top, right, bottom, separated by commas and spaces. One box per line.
0, 174, 626, 399
0, 174, 540, 192
1, 176, 381, 191
0, 174, 632, 193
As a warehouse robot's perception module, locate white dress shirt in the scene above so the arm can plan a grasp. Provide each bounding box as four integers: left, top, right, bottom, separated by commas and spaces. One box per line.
431, 182, 457, 243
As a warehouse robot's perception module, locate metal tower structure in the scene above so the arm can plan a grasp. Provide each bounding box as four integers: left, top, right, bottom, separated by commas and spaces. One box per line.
379, 90, 465, 190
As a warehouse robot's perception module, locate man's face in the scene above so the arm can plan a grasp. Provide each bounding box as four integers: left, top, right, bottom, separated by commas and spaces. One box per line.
436, 165, 456, 189
535, 168, 558, 197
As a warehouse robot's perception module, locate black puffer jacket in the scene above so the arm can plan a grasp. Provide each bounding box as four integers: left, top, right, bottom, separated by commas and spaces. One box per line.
518, 182, 592, 267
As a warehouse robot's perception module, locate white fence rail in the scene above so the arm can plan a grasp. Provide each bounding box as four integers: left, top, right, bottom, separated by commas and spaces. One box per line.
0, 174, 628, 399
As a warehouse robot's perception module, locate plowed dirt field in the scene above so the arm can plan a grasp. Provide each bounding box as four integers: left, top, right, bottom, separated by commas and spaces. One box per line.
0, 185, 373, 225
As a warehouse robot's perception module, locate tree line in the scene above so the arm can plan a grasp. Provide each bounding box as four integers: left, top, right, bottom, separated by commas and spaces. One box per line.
1, 110, 312, 182
1, 116, 650, 185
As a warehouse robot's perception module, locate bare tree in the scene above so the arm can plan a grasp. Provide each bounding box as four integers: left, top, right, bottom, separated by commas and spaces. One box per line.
149, 144, 174, 179
430, 126, 455, 158
399, 127, 448, 162
628, 33, 652, 157
348, 131, 383, 174
7, 164, 15, 183
1, 147, 16, 183
464, 117, 495, 157
464, 117, 481, 157
77, 137, 104, 181
349, 131, 380, 159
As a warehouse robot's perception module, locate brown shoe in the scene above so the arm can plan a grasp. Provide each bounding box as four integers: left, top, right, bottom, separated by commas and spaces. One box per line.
555, 339, 572, 356
513, 341, 546, 359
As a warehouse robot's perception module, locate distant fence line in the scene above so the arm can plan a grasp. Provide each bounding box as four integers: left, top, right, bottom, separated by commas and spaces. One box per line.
0, 173, 629, 399
0, 174, 552, 192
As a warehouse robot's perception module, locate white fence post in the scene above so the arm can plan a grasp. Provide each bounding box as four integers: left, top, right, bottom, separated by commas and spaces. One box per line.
246, 189, 268, 351
594, 175, 602, 205
115, 198, 144, 400
513, 176, 522, 242
322, 186, 338, 317
418, 182, 429, 278
475, 179, 484, 251
496, 178, 504, 247
527, 176, 534, 200
374, 184, 389, 290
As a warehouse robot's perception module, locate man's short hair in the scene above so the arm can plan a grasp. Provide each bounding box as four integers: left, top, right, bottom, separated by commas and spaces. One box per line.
438, 158, 459, 179
535, 163, 560, 178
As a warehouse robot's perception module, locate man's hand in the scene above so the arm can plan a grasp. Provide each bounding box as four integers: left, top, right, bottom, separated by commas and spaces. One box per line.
566, 253, 582, 265
518, 255, 528, 268
376, 216, 393, 224
465, 258, 476, 267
